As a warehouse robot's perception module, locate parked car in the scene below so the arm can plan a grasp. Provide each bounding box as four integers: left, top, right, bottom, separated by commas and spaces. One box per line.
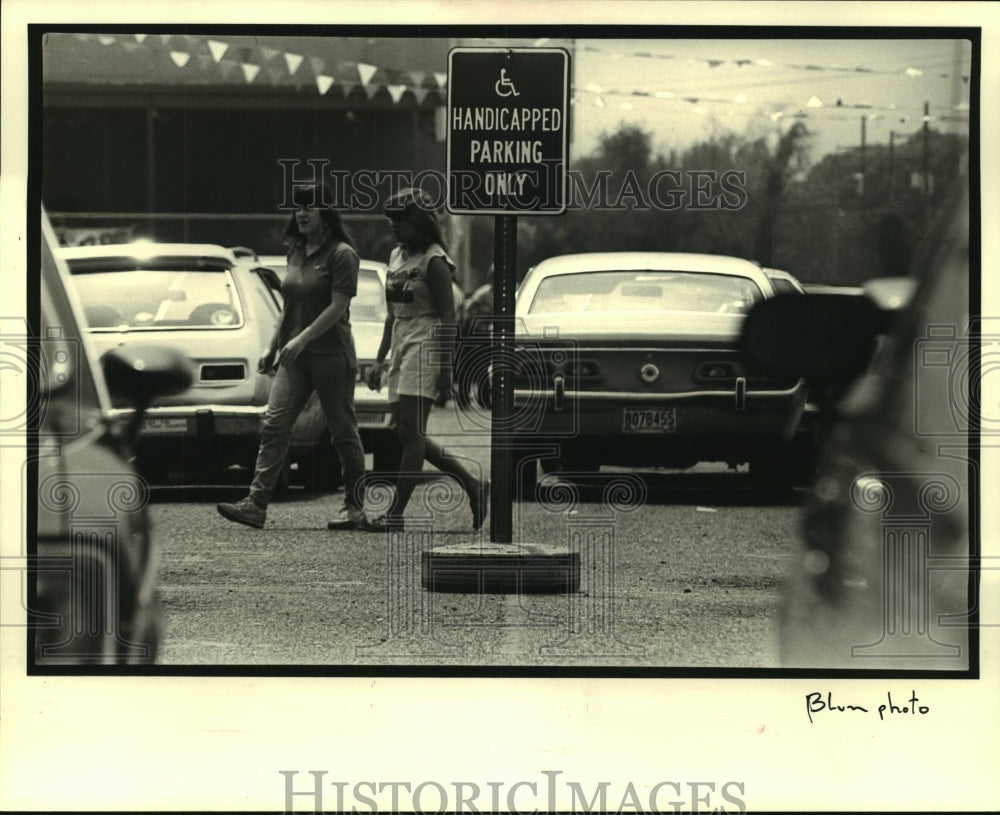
802, 282, 866, 296
511, 252, 807, 499
60, 242, 289, 485
34, 209, 193, 665
256, 253, 288, 281
60, 244, 397, 490
742, 177, 971, 670
763, 267, 806, 295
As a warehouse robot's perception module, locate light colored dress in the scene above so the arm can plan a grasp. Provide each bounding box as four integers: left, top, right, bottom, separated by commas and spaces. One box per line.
384, 243, 455, 402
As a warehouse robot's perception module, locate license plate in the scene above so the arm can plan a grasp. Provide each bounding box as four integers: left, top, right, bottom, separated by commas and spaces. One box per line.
141, 417, 189, 434
623, 407, 676, 433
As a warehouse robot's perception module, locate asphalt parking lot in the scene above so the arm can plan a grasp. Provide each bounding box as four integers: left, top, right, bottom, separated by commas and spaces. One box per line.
150, 407, 803, 668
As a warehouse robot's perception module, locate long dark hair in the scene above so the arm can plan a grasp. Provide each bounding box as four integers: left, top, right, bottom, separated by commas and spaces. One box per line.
385, 187, 449, 253
283, 181, 355, 250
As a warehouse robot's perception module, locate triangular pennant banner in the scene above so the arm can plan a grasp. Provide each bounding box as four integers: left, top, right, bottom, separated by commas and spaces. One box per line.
241, 63, 261, 84
806, 95, 823, 107
285, 53, 304, 75
134, 34, 147, 44
260, 47, 281, 62
158, 34, 173, 46
263, 66, 286, 84
409, 71, 427, 88
170, 51, 191, 68
412, 87, 430, 105
387, 85, 406, 104
316, 75, 335, 95
208, 40, 229, 63
434, 72, 447, 88
98, 35, 117, 46
357, 62, 377, 86
362, 83, 379, 100
309, 56, 326, 76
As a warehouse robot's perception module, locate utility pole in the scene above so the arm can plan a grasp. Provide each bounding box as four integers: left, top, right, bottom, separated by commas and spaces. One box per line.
888, 130, 895, 206
922, 101, 930, 226
860, 115, 867, 214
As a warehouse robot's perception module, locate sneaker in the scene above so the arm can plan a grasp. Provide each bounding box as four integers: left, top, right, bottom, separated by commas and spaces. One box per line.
327, 504, 366, 530
217, 496, 266, 529
362, 514, 405, 533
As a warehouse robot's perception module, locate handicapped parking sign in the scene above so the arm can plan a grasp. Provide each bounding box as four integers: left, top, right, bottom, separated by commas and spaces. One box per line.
494, 67, 520, 97
447, 47, 570, 214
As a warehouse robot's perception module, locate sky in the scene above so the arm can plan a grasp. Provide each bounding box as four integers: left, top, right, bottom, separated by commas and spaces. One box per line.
567, 37, 972, 162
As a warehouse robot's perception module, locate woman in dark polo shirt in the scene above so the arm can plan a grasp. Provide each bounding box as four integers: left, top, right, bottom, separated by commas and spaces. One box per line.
217, 182, 367, 530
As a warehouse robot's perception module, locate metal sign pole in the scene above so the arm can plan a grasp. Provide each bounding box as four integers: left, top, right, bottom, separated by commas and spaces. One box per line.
423, 45, 577, 592
490, 213, 517, 544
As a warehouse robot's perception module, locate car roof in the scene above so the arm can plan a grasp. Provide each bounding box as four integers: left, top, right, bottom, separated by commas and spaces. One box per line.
529, 251, 766, 278
60, 242, 238, 266
803, 283, 866, 295
251, 254, 386, 271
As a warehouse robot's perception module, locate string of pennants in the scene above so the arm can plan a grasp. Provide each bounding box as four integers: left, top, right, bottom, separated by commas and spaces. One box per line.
72, 32, 970, 124
478, 36, 971, 82
577, 84, 970, 124
74, 33, 448, 103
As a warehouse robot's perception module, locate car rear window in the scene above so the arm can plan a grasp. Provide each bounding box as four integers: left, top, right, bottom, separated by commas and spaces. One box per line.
527, 270, 765, 315
769, 276, 802, 295
70, 268, 245, 329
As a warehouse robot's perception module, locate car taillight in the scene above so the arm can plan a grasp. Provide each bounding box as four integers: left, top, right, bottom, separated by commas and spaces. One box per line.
696, 361, 738, 380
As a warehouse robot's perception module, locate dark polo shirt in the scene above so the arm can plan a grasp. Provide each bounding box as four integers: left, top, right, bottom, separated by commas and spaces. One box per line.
280, 238, 359, 368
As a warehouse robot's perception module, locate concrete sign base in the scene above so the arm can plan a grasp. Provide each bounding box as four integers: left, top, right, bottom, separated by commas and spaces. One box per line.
422, 542, 580, 594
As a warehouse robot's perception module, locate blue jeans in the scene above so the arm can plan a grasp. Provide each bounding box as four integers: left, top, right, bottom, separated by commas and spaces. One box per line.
249, 352, 366, 508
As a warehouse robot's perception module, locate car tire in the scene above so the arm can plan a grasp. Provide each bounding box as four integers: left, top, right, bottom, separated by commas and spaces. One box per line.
750, 445, 794, 502
371, 432, 403, 478
137, 453, 170, 485
296, 437, 344, 493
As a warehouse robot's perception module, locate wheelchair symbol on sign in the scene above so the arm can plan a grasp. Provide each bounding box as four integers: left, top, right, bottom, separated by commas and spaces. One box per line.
495, 68, 520, 97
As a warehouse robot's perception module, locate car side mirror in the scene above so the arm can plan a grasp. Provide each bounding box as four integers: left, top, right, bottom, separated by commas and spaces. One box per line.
101, 345, 195, 443
741, 292, 887, 391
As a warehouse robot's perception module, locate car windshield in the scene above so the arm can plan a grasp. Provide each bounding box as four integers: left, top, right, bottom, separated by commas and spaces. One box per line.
352, 267, 388, 323
70, 268, 244, 329
527, 270, 765, 315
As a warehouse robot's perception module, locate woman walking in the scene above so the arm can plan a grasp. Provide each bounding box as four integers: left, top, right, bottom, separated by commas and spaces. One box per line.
218, 182, 367, 530
352, 187, 487, 532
